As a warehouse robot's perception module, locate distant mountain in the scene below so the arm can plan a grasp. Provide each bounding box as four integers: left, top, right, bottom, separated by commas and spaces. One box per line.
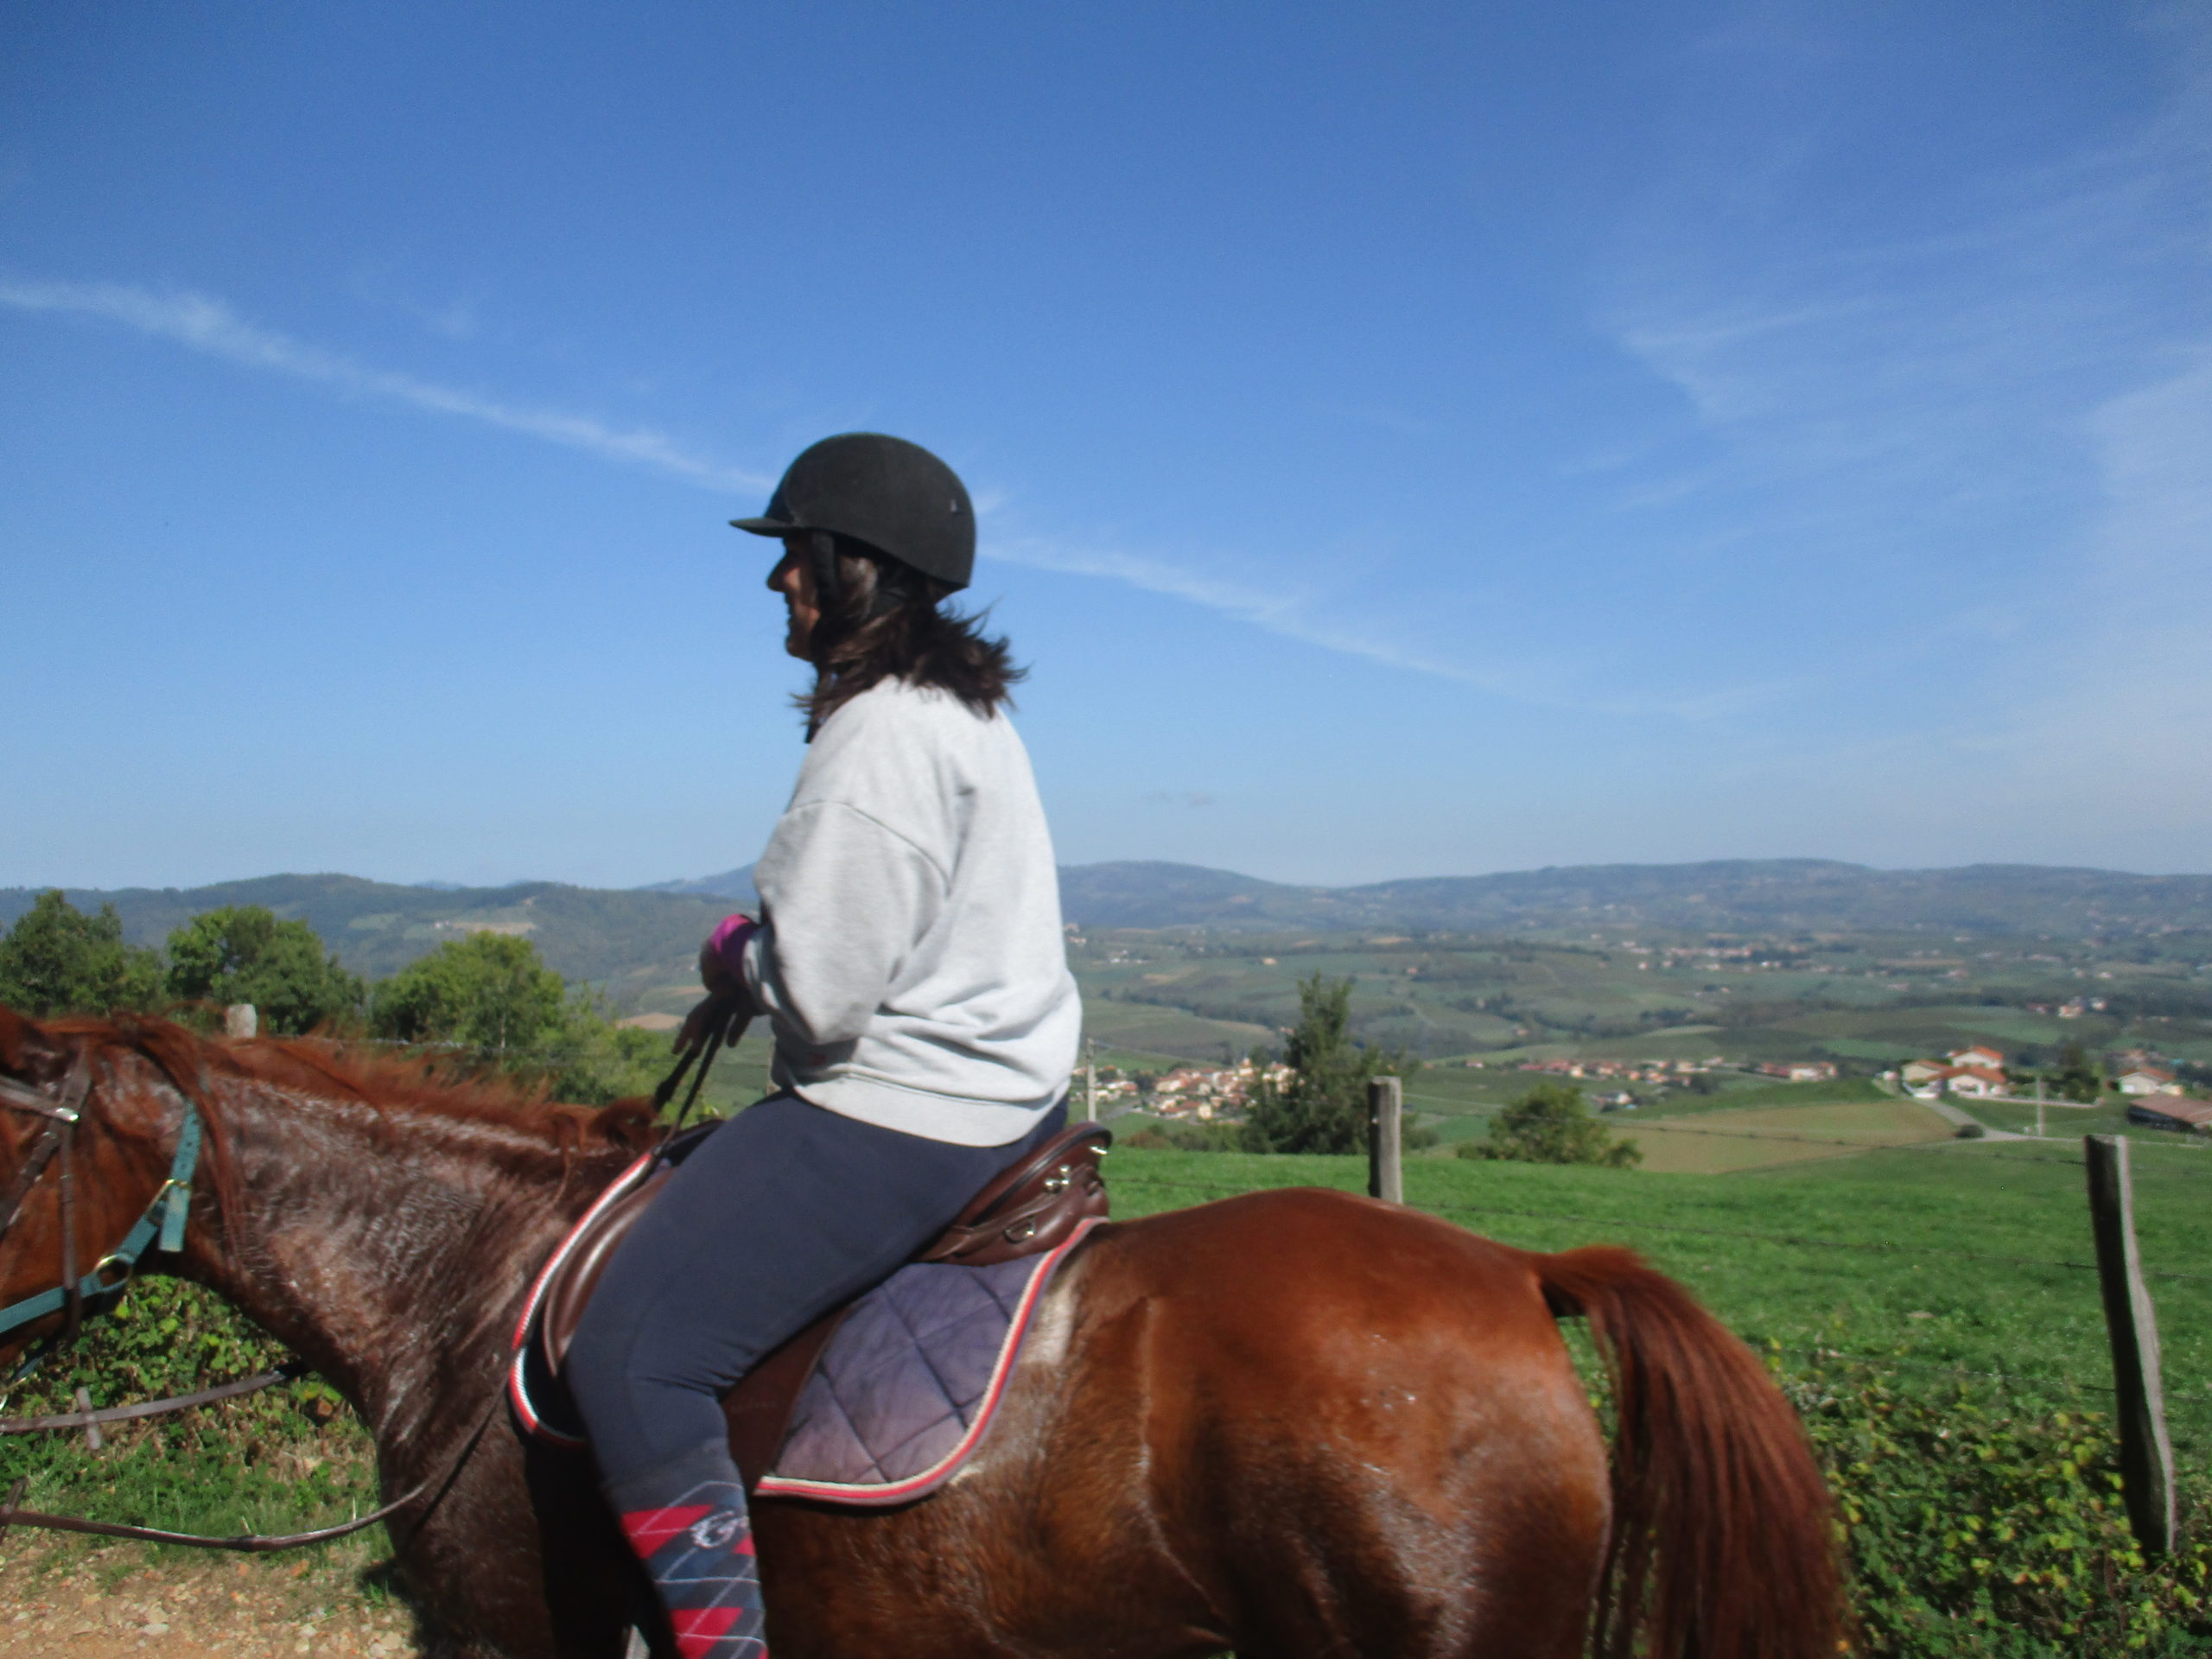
8, 860, 2206, 1002
636, 867, 758, 904
1057, 859, 2212, 937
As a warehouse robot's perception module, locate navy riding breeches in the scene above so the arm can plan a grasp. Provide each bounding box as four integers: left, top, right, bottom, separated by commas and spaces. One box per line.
564, 1091, 1066, 1486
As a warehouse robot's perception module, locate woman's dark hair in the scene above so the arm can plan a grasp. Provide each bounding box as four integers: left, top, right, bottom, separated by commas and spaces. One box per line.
795, 531, 1024, 735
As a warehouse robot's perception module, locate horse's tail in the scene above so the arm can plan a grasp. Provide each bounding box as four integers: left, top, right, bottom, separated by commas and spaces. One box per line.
1533, 1245, 1845, 1659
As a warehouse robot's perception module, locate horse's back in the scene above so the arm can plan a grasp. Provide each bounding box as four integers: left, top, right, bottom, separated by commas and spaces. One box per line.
785, 1186, 1611, 1659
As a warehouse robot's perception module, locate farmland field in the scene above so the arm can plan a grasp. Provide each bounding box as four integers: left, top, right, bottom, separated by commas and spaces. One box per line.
1616, 1097, 1958, 1172
1065, 921, 2212, 1077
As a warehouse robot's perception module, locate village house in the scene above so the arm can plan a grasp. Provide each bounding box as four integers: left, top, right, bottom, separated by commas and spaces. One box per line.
1147, 1058, 1293, 1122
1942, 1065, 2008, 1099
2126, 1097, 2212, 1135
1947, 1045, 2004, 1071
1901, 1062, 2006, 1100
2117, 1066, 2182, 1096
1756, 1060, 1837, 1082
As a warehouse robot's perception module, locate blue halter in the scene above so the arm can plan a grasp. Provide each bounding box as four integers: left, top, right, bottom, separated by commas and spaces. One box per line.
0, 1097, 202, 1344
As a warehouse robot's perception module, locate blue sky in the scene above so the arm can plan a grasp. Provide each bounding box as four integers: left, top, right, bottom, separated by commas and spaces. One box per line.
3, 1, 2207, 890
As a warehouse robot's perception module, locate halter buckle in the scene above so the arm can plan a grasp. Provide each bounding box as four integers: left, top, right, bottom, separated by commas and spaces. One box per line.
90, 1254, 135, 1294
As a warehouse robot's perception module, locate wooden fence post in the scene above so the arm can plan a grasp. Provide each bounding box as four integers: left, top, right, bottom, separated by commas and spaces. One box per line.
1368, 1077, 1402, 1204
2083, 1134, 2175, 1554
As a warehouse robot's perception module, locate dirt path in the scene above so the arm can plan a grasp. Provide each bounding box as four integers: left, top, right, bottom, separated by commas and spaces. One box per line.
0, 1536, 418, 1658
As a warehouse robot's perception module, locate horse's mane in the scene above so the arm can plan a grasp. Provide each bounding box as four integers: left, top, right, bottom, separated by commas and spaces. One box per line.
0, 1007, 663, 1219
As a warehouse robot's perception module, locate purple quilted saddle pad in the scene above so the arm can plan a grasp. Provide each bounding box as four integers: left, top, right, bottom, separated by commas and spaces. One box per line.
754, 1217, 1099, 1506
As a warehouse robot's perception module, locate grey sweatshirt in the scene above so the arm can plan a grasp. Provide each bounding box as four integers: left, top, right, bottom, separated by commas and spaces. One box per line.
738, 678, 1081, 1147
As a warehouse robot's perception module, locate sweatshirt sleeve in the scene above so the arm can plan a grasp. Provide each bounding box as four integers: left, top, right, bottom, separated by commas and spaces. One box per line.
740, 799, 948, 1051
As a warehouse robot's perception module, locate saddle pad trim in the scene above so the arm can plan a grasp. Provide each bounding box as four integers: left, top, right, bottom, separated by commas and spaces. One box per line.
752, 1213, 1103, 1507
508, 1151, 658, 1449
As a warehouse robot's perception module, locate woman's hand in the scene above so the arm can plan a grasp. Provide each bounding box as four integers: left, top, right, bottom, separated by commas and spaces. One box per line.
676, 918, 760, 1053
675, 985, 750, 1055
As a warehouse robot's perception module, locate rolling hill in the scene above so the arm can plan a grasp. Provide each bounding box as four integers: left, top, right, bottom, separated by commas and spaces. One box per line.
5, 859, 2206, 1001
1057, 859, 2212, 937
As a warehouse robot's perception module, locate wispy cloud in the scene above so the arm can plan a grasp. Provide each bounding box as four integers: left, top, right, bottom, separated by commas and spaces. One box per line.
1583, 4, 2212, 861
0, 277, 771, 493
988, 533, 1510, 688
984, 532, 1796, 720
1999, 350, 2212, 818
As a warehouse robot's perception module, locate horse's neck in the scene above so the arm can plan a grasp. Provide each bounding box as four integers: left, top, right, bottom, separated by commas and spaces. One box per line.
188, 1081, 606, 1450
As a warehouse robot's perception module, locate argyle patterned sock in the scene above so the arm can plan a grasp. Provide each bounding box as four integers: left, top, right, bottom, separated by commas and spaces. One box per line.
607, 1441, 767, 1659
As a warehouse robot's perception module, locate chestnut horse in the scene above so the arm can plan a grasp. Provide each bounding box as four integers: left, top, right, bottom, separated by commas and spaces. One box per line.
0, 1008, 1841, 1659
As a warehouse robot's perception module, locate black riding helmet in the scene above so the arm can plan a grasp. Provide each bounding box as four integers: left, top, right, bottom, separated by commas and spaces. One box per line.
731, 433, 975, 593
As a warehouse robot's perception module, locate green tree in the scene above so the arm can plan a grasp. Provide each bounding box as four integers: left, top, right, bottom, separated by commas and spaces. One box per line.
370, 931, 569, 1054
367, 931, 668, 1105
0, 890, 162, 1016
165, 906, 364, 1035
1462, 1079, 1642, 1167
543, 997, 671, 1106
1242, 974, 1417, 1154
2050, 1041, 2103, 1103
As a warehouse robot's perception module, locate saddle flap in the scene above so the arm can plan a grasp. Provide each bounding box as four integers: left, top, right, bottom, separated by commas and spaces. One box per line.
520, 1116, 1114, 1474
538, 1167, 669, 1376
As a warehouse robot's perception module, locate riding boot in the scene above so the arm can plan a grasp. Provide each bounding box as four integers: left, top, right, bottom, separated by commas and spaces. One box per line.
604, 1437, 767, 1659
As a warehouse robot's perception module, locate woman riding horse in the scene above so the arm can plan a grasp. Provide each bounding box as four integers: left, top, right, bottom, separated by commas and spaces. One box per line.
564, 434, 1080, 1659
0, 435, 1845, 1659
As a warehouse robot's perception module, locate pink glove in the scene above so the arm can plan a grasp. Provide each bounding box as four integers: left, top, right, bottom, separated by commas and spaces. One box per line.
707, 913, 758, 983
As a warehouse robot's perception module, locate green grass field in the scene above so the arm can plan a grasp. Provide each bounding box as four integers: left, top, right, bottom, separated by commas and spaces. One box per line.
1103, 1137, 2212, 1455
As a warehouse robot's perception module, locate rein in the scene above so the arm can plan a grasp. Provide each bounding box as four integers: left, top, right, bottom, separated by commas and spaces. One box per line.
0, 1378, 511, 1553
0, 1012, 737, 1554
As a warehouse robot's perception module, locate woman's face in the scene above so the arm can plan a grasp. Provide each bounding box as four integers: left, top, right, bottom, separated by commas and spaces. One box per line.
768, 539, 820, 659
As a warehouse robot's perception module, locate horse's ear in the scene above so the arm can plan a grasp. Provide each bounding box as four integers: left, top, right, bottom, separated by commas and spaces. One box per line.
591, 1098, 664, 1155
0, 1003, 67, 1079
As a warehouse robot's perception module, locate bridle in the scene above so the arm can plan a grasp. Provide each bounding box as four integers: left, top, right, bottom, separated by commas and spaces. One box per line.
0, 1049, 201, 1370
0, 1007, 739, 1554
0, 1033, 485, 1554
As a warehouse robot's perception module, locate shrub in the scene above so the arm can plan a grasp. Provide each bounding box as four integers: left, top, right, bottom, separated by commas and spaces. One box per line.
1779, 1351, 2210, 1656
1461, 1080, 1641, 1166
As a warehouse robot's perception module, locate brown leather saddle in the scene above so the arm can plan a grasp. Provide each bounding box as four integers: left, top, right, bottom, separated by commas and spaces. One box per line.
527, 1120, 1110, 1484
